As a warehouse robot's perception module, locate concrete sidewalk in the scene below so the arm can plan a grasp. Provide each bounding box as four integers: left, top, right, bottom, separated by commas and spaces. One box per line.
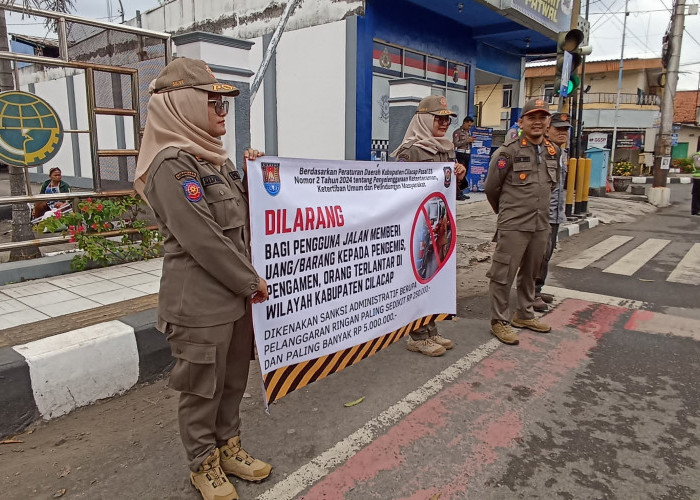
0, 194, 656, 438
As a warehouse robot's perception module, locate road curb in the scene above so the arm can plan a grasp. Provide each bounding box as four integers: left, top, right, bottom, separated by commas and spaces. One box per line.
631, 176, 691, 184
558, 216, 599, 242
0, 311, 167, 439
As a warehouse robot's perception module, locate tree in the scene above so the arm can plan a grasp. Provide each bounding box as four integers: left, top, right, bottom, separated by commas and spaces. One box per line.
1, 1, 75, 261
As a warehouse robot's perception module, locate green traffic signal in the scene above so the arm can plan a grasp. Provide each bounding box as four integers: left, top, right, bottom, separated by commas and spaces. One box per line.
567, 74, 581, 95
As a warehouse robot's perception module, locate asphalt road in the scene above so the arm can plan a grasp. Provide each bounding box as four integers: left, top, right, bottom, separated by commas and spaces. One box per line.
0, 184, 698, 499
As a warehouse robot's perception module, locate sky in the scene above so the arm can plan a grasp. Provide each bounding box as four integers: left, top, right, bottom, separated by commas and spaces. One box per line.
5, 0, 700, 90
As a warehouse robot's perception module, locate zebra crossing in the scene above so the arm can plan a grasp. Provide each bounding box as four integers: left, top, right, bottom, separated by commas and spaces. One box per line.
558, 236, 700, 285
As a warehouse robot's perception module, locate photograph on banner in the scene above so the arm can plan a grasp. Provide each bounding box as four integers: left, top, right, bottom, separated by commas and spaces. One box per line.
247, 158, 457, 402
466, 126, 493, 192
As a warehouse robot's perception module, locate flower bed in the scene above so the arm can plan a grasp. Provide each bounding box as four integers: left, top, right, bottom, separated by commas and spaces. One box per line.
34, 195, 162, 271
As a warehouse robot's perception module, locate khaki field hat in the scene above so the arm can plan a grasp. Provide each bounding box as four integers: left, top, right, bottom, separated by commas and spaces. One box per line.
550, 112, 572, 128
152, 57, 239, 96
521, 98, 551, 117
416, 95, 457, 117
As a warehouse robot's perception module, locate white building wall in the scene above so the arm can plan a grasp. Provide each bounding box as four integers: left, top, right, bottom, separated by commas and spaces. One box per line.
249, 35, 266, 151
133, 0, 363, 41
30, 78, 76, 177
275, 20, 347, 159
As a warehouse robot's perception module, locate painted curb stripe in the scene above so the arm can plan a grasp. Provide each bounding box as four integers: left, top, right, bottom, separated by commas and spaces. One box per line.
13, 320, 139, 420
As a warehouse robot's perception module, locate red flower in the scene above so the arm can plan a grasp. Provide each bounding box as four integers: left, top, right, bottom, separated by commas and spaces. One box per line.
55, 211, 61, 220
81, 206, 88, 212
68, 225, 75, 233
104, 222, 110, 229
69, 237, 76, 243
90, 223, 98, 230
87, 197, 92, 202
96, 204, 103, 211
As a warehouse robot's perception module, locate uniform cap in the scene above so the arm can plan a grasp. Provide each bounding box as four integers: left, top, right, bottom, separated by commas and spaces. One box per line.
416, 95, 457, 117
521, 98, 551, 117
550, 112, 572, 128
152, 57, 239, 96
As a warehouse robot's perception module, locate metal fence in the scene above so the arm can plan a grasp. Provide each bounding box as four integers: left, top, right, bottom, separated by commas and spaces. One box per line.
0, 3, 171, 252
583, 92, 661, 106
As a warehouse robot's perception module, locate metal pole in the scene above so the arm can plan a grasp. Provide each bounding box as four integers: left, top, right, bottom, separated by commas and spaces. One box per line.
575, 0, 590, 158
85, 68, 102, 192
610, 0, 629, 174
249, 0, 301, 106
653, 0, 686, 187
57, 17, 69, 61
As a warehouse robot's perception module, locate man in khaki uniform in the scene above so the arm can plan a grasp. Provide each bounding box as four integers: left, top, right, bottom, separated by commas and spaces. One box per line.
135, 58, 271, 500
484, 98, 559, 345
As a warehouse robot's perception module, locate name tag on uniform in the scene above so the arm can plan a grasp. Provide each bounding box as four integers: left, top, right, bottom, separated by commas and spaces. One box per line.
201, 175, 224, 187
228, 171, 241, 181
515, 156, 530, 163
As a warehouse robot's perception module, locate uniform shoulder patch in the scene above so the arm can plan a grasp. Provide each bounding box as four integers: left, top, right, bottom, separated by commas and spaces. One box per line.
174, 170, 198, 180
398, 153, 409, 162
182, 179, 203, 202
228, 170, 241, 181
496, 156, 509, 169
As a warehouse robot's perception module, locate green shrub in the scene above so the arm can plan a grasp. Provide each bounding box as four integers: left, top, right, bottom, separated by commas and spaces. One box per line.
672, 157, 694, 173
612, 161, 634, 176
34, 195, 162, 271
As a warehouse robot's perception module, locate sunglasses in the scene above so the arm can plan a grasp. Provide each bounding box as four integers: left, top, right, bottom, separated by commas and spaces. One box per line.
208, 99, 230, 117
435, 115, 452, 125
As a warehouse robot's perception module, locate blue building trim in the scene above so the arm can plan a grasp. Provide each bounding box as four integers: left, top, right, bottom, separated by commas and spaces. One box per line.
355, 8, 374, 161
476, 43, 522, 81
354, 0, 525, 160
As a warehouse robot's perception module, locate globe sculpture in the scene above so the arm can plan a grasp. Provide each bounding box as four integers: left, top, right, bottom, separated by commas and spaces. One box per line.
0, 90, 64, 166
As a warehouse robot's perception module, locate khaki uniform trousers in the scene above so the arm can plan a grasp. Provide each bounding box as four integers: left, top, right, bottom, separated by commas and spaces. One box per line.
165, 306, 254, 472
488, 229, 550, 323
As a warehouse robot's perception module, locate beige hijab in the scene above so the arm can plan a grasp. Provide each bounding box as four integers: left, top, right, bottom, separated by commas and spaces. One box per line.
134, 87, 228, 199
390, 113, 455, 157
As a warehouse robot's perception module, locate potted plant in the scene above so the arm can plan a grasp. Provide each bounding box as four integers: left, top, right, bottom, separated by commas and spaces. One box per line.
612, 161, 633, 192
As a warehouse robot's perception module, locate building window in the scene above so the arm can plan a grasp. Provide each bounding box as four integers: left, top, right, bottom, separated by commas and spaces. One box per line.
502, 84, 512, 108
544, 84, 555, 104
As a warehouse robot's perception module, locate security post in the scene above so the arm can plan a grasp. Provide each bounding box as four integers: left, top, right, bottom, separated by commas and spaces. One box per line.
565, 157, 577, 217
581, 157, 592, 214
574, 155, 586, 214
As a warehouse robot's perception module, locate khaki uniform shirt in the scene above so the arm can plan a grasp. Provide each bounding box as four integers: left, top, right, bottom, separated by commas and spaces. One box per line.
452, 127, 471, 152
484, 136, 559, 232
395, 142, 468, 191
144, 147, 260, 327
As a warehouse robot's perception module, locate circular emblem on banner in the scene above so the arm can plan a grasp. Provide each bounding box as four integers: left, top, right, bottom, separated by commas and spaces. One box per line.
0, 91, 64, 166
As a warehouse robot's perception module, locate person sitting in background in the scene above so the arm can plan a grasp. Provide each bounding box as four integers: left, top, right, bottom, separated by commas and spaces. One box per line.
33, 167, 70, 219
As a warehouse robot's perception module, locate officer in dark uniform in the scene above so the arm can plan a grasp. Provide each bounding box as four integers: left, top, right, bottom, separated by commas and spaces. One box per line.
484, 98, 559, 345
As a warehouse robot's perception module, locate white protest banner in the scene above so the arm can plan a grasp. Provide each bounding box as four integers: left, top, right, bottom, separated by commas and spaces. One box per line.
247, 158, 457, 404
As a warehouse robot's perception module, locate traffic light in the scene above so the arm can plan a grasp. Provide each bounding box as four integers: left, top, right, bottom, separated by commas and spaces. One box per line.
554, 29, 592, 97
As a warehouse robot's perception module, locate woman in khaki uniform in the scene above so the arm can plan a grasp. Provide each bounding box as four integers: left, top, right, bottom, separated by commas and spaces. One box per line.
390, 95, 468, 357
134, 58, 270, 500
